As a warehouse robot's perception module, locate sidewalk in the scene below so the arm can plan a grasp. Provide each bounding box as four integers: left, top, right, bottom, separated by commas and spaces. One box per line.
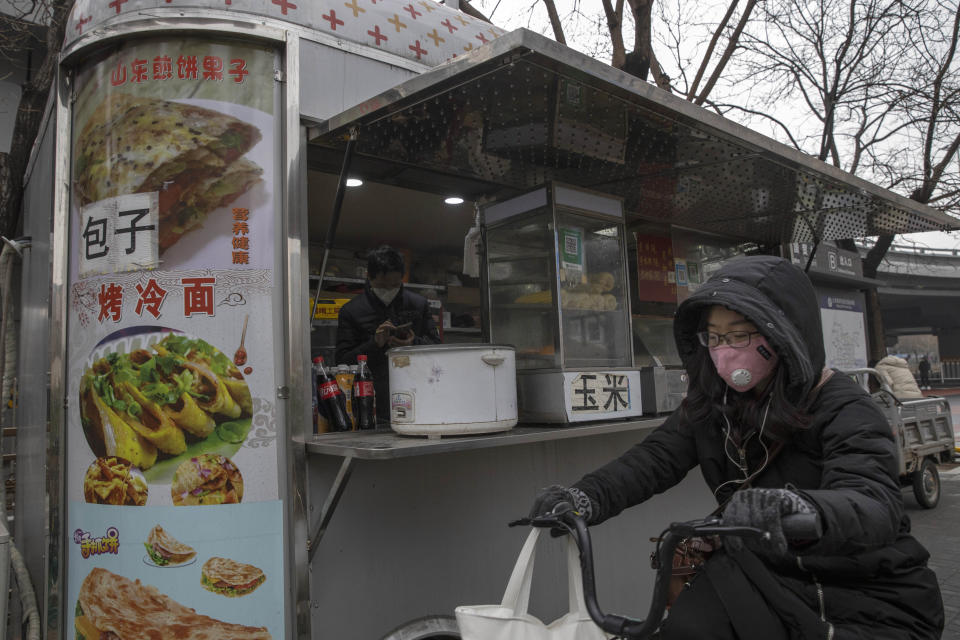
906, 471, 960, 637
924, 387, 960, 397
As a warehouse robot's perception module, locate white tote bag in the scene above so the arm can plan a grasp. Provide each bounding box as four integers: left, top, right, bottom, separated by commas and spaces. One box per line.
455, 529, 611, 640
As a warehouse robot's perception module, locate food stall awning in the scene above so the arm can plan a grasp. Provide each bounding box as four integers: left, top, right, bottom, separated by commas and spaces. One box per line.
307, 29, 958, 244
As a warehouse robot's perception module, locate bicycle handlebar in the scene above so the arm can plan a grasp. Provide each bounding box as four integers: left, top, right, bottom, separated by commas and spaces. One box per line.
510, 504, 822, 639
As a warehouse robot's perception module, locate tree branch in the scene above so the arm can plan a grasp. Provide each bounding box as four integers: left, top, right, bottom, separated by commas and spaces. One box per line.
694, 0, 758, 105
600, 0, 627, 68
541, 0, 566, 44
686, 0, 740, 101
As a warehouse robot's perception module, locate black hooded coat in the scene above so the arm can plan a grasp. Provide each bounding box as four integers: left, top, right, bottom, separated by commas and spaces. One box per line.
573, 256, 943, 639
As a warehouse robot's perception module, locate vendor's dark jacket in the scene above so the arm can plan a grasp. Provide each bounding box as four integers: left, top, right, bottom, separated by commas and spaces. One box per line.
574, 256, 943, 639
336, 283, 441, 420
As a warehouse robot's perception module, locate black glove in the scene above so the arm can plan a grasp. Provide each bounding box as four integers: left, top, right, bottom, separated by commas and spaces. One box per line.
528, 484, 596, 528
722, 488, 817, 556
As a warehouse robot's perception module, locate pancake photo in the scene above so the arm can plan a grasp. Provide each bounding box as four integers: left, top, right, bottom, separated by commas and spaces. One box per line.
75, 567, 270, 640
201, 557, 266, 597
73, 93, 263, 253
171, 453, 244, 506
143, 524, 196, 567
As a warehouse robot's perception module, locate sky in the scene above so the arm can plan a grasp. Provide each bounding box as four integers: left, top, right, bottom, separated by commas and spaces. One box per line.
472, 0, 960, 252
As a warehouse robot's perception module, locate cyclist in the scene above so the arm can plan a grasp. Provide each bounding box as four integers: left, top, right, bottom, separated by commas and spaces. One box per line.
530, 255, 943, 640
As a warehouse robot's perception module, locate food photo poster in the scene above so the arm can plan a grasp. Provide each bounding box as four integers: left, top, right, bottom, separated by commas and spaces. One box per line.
65, 37, 285, 638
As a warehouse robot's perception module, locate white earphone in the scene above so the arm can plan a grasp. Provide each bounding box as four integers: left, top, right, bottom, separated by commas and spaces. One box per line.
713, 388, 772, 499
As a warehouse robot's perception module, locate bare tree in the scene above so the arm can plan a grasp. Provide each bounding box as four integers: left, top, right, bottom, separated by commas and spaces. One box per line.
0, 0, 73, 239
716, 0, 959, 360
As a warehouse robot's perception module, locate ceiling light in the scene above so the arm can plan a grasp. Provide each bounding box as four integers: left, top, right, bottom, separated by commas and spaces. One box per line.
444, 196, 465, 205
345, 178, 363, 187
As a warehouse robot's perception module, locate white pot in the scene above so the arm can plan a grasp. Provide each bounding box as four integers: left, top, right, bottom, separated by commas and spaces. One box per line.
388, 344, 518, 436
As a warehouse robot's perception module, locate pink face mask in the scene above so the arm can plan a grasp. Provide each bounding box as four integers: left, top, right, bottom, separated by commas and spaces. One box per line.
709, 335, 779, 391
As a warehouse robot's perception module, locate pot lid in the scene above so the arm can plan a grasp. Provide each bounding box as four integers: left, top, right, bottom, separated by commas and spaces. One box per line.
308, 29, 958, 244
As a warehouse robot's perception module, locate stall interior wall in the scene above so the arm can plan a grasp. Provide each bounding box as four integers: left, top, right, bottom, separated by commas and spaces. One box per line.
14, 108, 54, 619
306, 433, 714, 638
300, 40, 418, 123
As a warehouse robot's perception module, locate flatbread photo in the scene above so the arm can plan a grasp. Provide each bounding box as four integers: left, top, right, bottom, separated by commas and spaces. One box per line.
171, 453, 244, 506
73, 93, 263, 253
75, 567, 271, 640
143, 524, 196, 567
83, 457, 147, 506
201, 557, 266, 597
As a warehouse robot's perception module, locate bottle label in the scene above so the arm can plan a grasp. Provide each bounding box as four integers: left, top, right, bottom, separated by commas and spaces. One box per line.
354, 381, 375, 398
319, 380, 341, 400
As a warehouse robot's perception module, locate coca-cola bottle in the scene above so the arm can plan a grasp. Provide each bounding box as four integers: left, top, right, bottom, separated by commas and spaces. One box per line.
353, 354, 377, 430
311, 356, 328, 433
313, 356, 350, 432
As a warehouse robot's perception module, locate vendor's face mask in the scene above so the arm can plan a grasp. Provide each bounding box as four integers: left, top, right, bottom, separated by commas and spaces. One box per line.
709, 335, 779, 391
371, 287, 400, 306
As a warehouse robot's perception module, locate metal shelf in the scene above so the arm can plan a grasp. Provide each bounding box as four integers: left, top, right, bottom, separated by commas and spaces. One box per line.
309, 274, 446, 291
494, 303, 554, 310
301, 417, 664, 460
489, 278, 552, 286
488, 253, 550, 263
444, 327, 481, 334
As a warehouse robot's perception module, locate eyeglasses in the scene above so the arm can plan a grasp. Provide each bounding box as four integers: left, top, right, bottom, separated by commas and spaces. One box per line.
697, 330, 761, 349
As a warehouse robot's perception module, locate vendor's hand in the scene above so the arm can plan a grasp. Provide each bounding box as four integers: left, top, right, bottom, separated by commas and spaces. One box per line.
374, 321, 396, 348
528, 485, 596, 537
722, 488, 817, 557
388, 331, 415, 347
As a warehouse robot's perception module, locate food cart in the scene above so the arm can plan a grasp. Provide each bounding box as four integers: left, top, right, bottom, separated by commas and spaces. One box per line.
10, 1, 958, 639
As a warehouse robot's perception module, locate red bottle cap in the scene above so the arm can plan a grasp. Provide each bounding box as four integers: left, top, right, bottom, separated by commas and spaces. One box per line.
313, 356, 323, 364
357, 355, 367, 362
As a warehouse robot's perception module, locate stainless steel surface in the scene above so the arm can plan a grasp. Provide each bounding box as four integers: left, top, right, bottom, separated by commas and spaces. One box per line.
301, 417, 665, 459
299, 40, 419, 122
388, 344, 515, 354
46, 66, 73, 640
639, 367, 688, 415
281, 36, 312, 640
306, 455, 355, 562
14, 94, 53, 602
61, 12, 288, 65
308, 29, 957, 242
0, 521, 9, 640
63, 3, 484, 71
305, 427, 714, 638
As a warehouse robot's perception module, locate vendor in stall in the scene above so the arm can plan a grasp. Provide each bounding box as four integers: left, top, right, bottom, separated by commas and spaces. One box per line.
336, 245, 441, 424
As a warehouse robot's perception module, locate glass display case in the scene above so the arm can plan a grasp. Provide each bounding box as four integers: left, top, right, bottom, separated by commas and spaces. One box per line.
486, 185, 631, 370
483, 183, 640, 423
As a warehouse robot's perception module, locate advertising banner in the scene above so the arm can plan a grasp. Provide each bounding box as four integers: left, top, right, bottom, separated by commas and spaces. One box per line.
635, 234, 676, 303
65, 37, 284, 639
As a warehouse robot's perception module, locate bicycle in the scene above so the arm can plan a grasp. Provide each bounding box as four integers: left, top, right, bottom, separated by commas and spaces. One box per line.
509, 503, 822, 639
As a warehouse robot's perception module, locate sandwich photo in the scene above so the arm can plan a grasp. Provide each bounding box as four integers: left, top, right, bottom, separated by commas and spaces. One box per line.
143, 524, 196, 567
83, 457, 148, 506
73, 93, 263, 253
75, 567, 271, 640
201, 557, 266, 597
172, 453, 243, 506
79, 332, 252, 472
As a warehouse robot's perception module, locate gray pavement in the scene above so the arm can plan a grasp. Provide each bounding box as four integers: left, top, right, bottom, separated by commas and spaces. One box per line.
908, 391, 960, 638
907, 468, 960, 638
